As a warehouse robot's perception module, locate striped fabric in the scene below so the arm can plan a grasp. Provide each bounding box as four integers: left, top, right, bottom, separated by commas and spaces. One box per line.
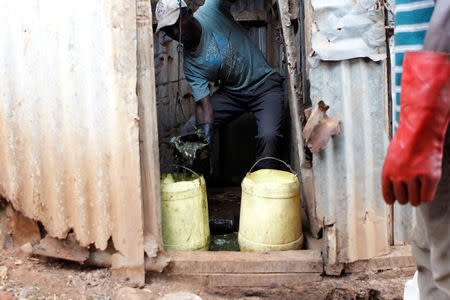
394, 0, 434, 131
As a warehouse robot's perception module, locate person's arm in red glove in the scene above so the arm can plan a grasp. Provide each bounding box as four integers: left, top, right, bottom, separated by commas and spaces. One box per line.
381, 0, 450, 206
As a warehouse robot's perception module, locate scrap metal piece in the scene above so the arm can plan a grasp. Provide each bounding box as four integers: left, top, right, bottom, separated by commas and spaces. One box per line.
310, 0, 386, 61
303, 101, 341, 153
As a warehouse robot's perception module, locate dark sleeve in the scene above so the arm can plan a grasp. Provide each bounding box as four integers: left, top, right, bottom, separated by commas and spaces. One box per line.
424, 0, 450, 52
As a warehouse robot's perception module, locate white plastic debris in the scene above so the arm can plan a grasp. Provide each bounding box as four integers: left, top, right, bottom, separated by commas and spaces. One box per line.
403, 271, 420, 300
157, 292, 203, 300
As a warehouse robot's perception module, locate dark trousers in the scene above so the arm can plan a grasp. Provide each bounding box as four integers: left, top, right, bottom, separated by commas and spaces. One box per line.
181, 72, 285, 170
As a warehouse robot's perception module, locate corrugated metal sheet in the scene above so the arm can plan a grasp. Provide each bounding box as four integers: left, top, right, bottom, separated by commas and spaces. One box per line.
309, 59, 391, 262
310, 0, 386, 61
305, 0, 391, 263
0, 0, 144, 270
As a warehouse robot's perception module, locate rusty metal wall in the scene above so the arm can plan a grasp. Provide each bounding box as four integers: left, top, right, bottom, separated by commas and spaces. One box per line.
303, 0, 392, 263
0, 0, 145, 272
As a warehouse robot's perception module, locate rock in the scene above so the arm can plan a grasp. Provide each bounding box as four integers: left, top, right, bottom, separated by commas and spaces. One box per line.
0, 291, 14, 300
0, 266, 7, 282
14, 259, 23, 265
20, 286, 37, 298
113, 287, 151, 300
157, 292, 203, 300
19, 242, 33, 257
86, 250, 112, 267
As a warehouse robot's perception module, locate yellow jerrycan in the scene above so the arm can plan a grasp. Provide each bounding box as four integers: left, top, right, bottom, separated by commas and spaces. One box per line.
238, 157, 303, 251
160, 166, 210, 251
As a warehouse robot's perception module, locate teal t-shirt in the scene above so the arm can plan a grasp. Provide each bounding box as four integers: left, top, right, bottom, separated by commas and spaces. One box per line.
183, 0, 275, 101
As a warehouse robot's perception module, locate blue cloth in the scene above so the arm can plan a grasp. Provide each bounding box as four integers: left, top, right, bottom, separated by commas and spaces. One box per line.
394, 0, 434, 131
183, 0, 275, 101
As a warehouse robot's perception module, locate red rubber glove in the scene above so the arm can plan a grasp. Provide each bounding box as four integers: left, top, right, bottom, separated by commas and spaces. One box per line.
382, 51, 450, 206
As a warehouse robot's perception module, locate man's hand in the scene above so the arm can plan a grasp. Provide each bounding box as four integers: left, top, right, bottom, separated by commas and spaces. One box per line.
195, 95, 214, 147
195, 96, 215, 177
381, 52, 449, 206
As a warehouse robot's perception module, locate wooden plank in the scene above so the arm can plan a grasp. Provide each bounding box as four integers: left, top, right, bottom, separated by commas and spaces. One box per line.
265, 1, 277, 69
136, 0, 164, 281
231, 10, 267, 22
152, 10, 267, 24
137, 0, 163, 246
301, 168, 322, 238
136, 0, 169, 282
167, 250, 323, 274
32, 235, 89, 262
168, 273, 322, 287
277, 0, 323, 246
106, 0, 147, 287
345, 245, 414, 274
208, 273, 322, 287
277, 0, 305, 168
288, 0, 298, 20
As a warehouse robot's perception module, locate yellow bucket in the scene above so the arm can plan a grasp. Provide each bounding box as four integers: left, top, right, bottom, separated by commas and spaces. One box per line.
238, 158, 303, 252
160, 169, 210, 251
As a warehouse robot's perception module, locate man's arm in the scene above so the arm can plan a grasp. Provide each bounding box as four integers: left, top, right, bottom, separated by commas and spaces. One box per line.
196, 95, 214, 124
381, 1, 450, 206
424, 0, 450, 53
183, 67, 213, 123
195, 95, 215, 154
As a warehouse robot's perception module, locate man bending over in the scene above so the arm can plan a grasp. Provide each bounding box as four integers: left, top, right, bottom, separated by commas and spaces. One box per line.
155, 0, 285, 170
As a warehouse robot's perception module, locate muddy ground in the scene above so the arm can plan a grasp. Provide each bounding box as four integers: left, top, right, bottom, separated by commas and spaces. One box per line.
0, 246, 413, 300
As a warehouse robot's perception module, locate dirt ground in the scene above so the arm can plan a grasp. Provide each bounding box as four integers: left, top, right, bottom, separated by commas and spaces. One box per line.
0, 246, 413, 300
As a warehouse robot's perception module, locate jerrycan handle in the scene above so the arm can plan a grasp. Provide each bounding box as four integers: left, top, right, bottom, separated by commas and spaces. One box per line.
247, 157, 297, 177
172, 164, 201, 179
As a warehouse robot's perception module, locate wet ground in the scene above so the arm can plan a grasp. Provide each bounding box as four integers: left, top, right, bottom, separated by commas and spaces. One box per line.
207, 187, 241, 251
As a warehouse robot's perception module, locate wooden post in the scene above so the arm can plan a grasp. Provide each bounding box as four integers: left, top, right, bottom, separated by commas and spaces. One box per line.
277, 0, 305, 170
136, 0, 167, 277
136, 0, 164, 249
277, 0, 324, 237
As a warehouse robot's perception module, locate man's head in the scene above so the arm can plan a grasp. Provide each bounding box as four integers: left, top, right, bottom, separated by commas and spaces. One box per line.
155, 0, 187, 34
155, 0, 200, 49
